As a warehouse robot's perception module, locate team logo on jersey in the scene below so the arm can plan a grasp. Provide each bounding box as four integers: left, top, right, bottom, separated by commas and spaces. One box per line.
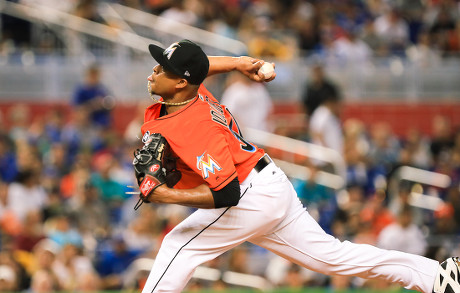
164, 43, 180, 60
196, 152, 222, 179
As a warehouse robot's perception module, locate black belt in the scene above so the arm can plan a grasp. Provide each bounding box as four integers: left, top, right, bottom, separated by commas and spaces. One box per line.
254, 155, 272, 172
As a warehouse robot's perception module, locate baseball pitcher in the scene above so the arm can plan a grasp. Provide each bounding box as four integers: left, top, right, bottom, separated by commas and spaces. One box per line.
132, 39, 459, 293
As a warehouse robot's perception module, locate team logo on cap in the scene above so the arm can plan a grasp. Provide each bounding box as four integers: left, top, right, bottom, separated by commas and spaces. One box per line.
164, 42, 180, 60
197, 151, 222, 179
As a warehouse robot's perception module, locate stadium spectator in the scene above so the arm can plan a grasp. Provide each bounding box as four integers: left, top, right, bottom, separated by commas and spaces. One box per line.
373, 7, 410, 54
227, 246, 249, 274
287, 1, 318, 55
266, 255, 314, 288
0, 4, 32, 50
377, 205, 427, 255
0, 250, 27, 292
59, 162, 91, 200
359, 190, 395, 237
30, 269, 57, 293
68, 181, 110, 239
399, 127, 433, 169
121, 207, 161, 253
0, 135, 17, 183
72, 64, 113, 129
0, 264, 18, 292
8, 104, 30, 142
406, 29, 442, 68
294, 164, 334, 207
331, 27, 373, 66
427, 203, 457, 261
220, 72, 273, 132
309, 91, 344, 160
446, 20, 460, 53
333, 184, 366, 238
343, 119, 370, 190
0, 179, 21, 237
42, 143, 70, 183
20, 0, 76, 12
159, 0, 200, 27
452, 128, 460, 175
428, 5, 457, 54
28, 239, 60, 288
51, 242, 97, 291
72, 0, 104, 23
7, 169, 48, 223
74, 271, 102, 292
280, 264, 307, 289
61, 107, 104, 164
366, 122, 401, 186
388, 181, 424, 227
360, 19, 388, 56
90, 152, 126, 223
430, 115, 454, 165
293, 163, 336, 233
446, 184, 460, 232
95, 236, 142, 290
13, 210, 46, 252
302, 63, 340, 117
45, 215, 83, 249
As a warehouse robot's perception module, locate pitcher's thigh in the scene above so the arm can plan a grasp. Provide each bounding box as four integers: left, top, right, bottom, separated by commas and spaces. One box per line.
141, 207, 246, 292
142, 198, 282, 293
251, 210, 438, 293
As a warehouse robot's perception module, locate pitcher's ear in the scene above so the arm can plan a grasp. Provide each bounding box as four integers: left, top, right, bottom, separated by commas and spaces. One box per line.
176, 78, 188, 89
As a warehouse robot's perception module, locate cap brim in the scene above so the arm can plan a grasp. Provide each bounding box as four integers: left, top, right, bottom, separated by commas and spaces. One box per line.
148, 44, 181, 77
148, 44, 164, 64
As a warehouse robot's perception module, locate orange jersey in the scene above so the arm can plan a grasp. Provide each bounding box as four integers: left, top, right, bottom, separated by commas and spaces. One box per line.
141, 85, 265, 191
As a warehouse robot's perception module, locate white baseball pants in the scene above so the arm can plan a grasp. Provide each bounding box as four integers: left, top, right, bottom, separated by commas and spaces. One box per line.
141, 162, 439, 293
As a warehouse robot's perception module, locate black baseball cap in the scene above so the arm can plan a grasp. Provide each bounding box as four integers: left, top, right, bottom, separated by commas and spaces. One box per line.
148, 40, 209, 85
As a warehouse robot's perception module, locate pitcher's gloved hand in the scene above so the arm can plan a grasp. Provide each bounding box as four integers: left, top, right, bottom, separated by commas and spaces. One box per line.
132, 133, 168, 210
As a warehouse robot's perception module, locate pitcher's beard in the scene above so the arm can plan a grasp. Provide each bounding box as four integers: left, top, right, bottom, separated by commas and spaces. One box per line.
147, 80, 196, 106
147, 80, 161, 104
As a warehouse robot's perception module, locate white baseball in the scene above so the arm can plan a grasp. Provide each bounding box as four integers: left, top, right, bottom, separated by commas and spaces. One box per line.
259, 62, 274, 80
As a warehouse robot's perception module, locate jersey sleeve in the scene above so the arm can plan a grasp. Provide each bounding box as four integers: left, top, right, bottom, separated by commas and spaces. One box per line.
143, 103, 160, 123
180, 121, 237, 191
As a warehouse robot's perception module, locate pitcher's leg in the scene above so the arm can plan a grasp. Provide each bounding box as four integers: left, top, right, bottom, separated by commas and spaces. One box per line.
251, 210, 438, 293
141, 175, 290, 293
141, 208, 242, 293
142, 230, 236, 293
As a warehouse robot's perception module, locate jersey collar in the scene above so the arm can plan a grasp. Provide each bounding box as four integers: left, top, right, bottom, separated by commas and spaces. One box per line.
145, 95, 199, 121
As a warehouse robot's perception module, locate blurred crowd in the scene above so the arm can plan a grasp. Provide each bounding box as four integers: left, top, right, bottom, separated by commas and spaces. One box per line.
1, 0, 460, 62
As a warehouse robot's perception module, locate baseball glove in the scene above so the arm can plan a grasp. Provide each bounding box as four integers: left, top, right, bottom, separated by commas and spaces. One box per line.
132, 133, 181, 210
